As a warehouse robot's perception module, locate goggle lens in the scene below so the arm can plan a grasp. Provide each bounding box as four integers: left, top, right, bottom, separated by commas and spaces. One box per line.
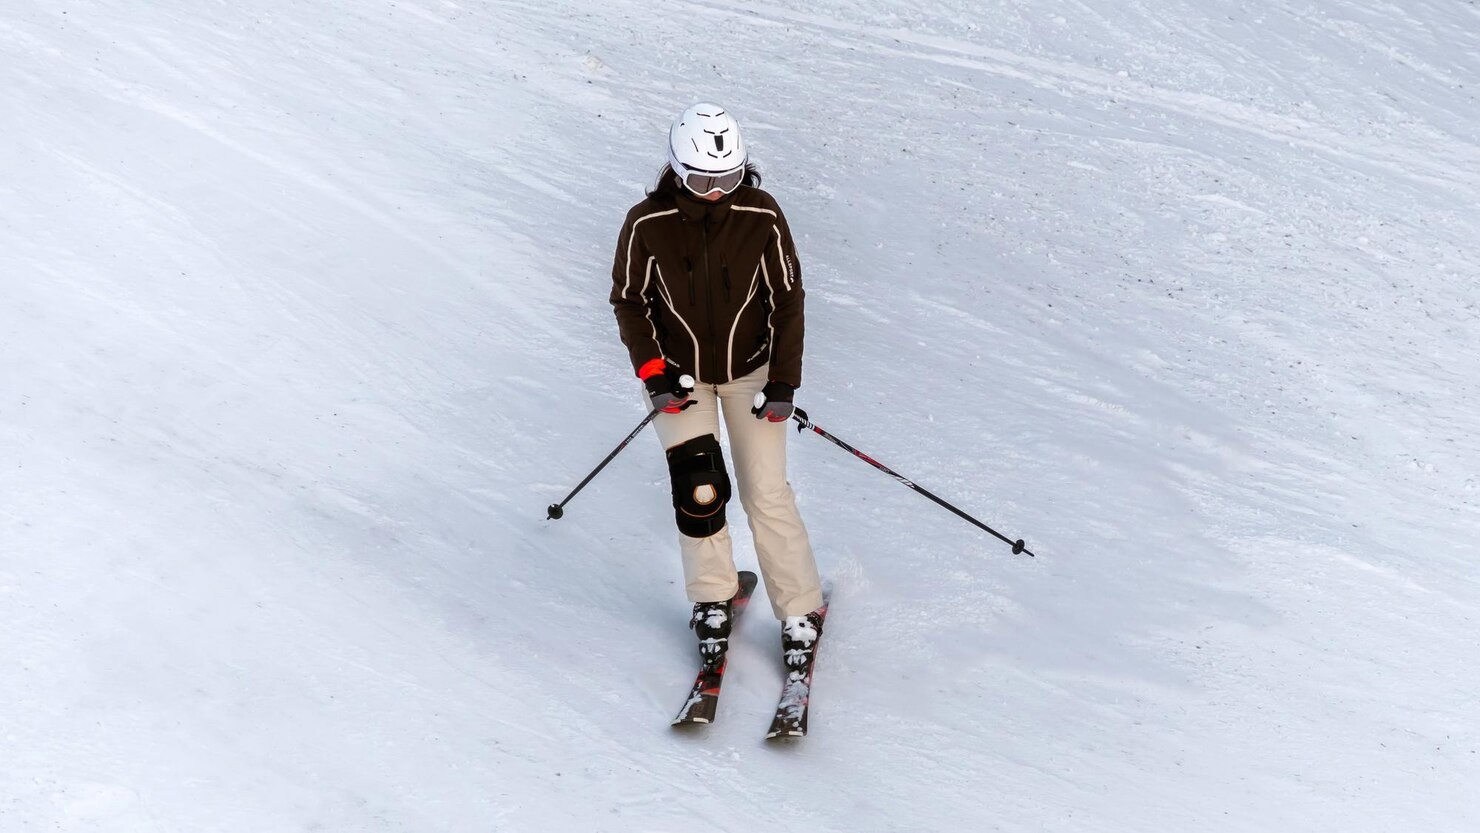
681, 166, 745, 195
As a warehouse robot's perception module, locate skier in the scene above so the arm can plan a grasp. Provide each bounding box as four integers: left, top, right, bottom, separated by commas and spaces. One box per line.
609, 102, 825, 678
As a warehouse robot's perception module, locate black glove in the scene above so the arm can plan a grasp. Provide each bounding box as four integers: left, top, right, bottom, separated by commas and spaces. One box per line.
644, 364, 696, 413
750, 381, 795, 422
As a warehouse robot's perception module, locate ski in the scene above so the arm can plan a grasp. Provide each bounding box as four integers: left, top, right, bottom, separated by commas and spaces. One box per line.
765, 597, 829, 740
671, 570, 759, 726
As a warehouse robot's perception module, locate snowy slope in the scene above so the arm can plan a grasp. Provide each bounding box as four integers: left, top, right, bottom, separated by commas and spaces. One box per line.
3, 1, 1478, 831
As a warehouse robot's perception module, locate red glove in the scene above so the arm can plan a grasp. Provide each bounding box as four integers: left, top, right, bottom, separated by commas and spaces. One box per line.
639, 359, 695, 414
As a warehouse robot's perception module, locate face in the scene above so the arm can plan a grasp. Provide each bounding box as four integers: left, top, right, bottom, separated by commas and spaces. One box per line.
697, 189, 725, 202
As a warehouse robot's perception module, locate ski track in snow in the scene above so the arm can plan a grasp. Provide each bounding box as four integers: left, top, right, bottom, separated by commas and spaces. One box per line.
3, 0, 1479, 831
683, 0, 1480, 194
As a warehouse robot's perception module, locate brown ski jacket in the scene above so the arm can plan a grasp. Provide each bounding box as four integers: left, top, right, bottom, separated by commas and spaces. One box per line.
610, 185, 805, 387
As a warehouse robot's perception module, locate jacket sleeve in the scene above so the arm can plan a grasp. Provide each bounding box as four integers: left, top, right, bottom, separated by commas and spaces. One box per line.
763, 202, 805, 388
609, 208, 665, 376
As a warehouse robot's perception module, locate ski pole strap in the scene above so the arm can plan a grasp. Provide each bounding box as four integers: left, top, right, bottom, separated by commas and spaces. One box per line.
789, 407, 1033, 556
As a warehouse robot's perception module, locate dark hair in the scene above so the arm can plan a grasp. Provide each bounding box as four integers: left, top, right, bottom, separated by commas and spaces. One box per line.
647, 161, 763, 199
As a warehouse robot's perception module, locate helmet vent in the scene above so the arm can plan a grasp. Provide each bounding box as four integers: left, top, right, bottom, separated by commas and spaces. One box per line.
714, 135, 725, 152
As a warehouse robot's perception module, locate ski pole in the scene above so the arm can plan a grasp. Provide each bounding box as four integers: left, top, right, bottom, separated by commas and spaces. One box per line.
546, 375, 694, 520
789, 407, 1034, 557
546, 408, 659, 520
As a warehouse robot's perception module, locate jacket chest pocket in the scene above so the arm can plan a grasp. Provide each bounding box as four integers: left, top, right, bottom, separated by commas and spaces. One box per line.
650, 254, 699, 310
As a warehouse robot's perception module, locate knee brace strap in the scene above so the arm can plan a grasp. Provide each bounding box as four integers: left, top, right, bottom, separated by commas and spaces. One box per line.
665, 434, 732, 538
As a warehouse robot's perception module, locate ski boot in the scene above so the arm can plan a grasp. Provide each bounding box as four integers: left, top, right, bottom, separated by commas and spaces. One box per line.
781, 609, 825, 672
690, 598, 734, 669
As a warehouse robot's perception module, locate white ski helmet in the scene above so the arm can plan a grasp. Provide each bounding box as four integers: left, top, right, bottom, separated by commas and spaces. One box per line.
668, 102, 748, 194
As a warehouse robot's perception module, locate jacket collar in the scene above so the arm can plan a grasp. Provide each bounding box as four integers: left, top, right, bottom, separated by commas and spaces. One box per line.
673, 187, 742, 222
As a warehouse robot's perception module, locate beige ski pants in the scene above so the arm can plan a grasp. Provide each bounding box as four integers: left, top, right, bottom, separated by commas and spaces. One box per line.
648, 366, 823, 619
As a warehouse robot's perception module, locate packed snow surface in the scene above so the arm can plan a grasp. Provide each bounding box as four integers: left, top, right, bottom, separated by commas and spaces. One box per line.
3, 1, 1478, 831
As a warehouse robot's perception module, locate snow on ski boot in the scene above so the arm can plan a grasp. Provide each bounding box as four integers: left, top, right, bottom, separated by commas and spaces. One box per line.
690, 598, 733, 668
781, 609, 825, 672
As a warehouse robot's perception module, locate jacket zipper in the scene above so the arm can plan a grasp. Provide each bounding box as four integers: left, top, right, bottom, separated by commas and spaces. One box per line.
702, 217, 720, 382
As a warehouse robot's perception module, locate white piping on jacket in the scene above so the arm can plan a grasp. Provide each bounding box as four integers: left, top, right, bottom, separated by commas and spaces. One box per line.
651, 263, 702, 382
621, 208, 679, 300
731, 205, 776, 218
726, 265, 762, 380
642, 255, 664, 359
731, 204, 792, 290
760, 258, 777, 369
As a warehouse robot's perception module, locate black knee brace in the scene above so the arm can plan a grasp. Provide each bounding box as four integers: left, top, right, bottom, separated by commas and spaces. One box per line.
666, 434, 732, 538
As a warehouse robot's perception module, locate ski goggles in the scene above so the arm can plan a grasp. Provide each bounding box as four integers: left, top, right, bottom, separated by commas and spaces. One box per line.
676, 162, 745, 196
